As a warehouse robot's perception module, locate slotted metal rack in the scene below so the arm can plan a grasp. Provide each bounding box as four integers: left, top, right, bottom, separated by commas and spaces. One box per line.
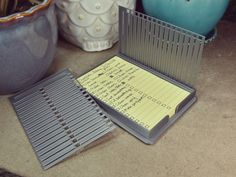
10, 69, 115, 170
119, 7, 205, 87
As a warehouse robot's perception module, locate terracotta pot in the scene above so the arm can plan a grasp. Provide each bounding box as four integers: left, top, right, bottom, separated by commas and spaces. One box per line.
56, 0, 136, 52
0, 0, 58, 94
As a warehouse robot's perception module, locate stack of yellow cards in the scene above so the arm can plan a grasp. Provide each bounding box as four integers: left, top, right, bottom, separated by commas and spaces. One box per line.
77, 56, 192, 142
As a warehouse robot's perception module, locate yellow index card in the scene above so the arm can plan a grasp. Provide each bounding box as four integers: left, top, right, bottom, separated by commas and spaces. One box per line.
77, 56, 190, 131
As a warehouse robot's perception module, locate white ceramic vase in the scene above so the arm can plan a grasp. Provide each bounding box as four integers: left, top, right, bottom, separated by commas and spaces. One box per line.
56, 0, 136, 52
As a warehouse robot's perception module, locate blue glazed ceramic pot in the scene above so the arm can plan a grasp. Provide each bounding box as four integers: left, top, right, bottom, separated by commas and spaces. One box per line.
0, 0, 57, 94
142, 0, 229, 35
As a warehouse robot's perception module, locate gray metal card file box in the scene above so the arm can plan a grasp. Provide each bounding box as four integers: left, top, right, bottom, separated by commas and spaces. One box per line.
83, 6, 205, 144
10, 69, 115, 170
9, 6, 205, 170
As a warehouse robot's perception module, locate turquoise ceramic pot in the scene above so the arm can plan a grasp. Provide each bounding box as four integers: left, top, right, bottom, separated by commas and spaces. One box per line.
142, 0, 229, 35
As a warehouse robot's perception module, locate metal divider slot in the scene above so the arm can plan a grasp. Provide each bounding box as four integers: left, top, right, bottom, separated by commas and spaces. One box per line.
17, 99, 52, 116
16, 94, 46, 114
28, 119, 61, 138
75, 121, 109, 141
38, 137, 73, 158
40, 87, 84, 110
39, 140, 74, 161
53, 95, 89, 110
68, 114, 104, 134
23, 96, 92, 124
31, 124, 64, 143
165, 29, 174, 77
43, 76, 75, 90
58, 102, 94, 118
136, 14, 142, 61
29, 123, 62, 141
43, 81, 76, 96
148, 20, 155, 68
32, 128, 67, 148
30, 108, 105, 146
24, 113, 55, 131
38, 136, 71, 156
20, 107, 52, 123
58, 106, 97, 123
22, 112, 55, 127
185, 37, 195, 84
13, 75, 73, 106
80, 127, 114, 148
47, 89, 85, 106
153, 22, 160, 70
21, 107, 52, 124
62, 110, 99, 127
179, 35, 190, 82
35, 132, 68, 152
59, 101, 95, 116
40, 85, 77, 101
19, 103, 50, 117
59, 113, 103, 136
72, 117, 109, 137
62, 108, 97, 126
48, 89, 89, 103
28, 103, 94, 136
25, 114, 57, 132
41, 145, 76, 169
193, 40, 204, 84
79, 123, 114, 146
13, 71, 73, 101
169, 30, 179, 77
13, 91, 42, 107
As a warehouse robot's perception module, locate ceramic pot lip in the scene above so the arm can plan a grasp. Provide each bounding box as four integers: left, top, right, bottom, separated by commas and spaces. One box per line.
0, 0, 53, 23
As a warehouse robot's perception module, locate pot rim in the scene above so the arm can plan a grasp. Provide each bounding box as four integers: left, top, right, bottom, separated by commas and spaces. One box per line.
0, 0, 53, 23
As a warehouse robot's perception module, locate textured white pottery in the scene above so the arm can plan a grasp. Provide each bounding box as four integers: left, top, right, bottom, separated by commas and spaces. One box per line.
56, 0, 136, 52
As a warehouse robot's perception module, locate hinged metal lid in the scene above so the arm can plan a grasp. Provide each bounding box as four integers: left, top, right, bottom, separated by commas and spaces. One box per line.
10, 69, 115, 170
119, 6, 205, 86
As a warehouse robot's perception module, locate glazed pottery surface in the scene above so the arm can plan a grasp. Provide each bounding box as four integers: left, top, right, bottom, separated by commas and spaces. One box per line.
56, 0, 136, 52
0, 0, 57, 94
142, 0, 229, 35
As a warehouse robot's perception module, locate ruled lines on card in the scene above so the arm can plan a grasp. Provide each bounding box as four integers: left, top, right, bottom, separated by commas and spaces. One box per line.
78, 56, 190, 131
